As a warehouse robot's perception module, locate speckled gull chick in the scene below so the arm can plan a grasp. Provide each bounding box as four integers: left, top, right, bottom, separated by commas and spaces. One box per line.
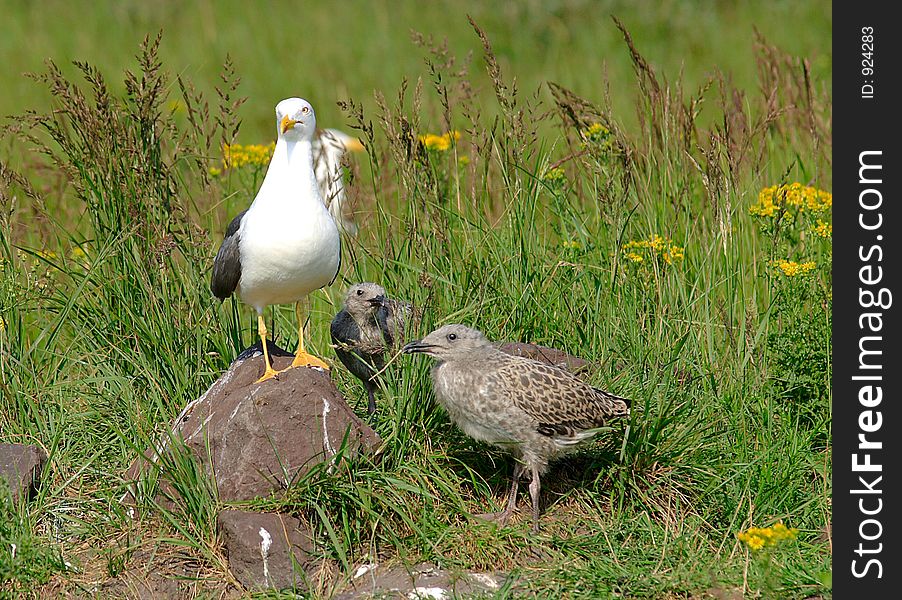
211, 98, 341, 382
331, 282, 412, 415
403, 324, 630, 531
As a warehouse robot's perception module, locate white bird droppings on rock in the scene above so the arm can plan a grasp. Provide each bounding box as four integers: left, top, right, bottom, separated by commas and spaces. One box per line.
353, 562, 378, 579
259, 527, 272, 582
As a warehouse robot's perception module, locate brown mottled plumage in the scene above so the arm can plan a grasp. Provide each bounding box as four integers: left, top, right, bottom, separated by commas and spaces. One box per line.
403, 324, 630, 531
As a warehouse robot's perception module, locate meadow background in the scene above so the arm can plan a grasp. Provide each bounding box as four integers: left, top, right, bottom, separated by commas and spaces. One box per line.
1, 1, 832, 598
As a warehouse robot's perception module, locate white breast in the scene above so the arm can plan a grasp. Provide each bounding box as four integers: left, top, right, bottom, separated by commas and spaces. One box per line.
432, 363, 520, 447
234, 137, 341, 312
237, 202, 339, 310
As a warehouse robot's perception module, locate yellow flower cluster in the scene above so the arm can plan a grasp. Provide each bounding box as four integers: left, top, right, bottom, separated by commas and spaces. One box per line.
581, 122, 615, 154
561, 240, 581, 249
543, 167, 566, 183
811, 219, 832, 239
419, 130, 461, 152
622, 235, 685, 265
582, 122, 610, 142
738, 523, 799, 552
771, 260, 816, 277
28, 247, 91, 267
750, 183, 832, 219
210, 143, 276, 175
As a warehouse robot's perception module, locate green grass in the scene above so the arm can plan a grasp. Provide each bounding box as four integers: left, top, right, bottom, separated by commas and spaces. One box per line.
2, 1, 831, 145
0, 4, 831, 598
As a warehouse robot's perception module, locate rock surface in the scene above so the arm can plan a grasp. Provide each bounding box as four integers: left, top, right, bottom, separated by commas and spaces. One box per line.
336, 562, 506, 599
0, 443, 48, 502
127, 341, 381, 503
218, 510, 315, 591
497, 341, 590, 373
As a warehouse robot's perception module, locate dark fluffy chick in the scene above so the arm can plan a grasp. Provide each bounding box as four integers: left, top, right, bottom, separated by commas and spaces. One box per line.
331, 282, 410, 415
403, 324, 630, 532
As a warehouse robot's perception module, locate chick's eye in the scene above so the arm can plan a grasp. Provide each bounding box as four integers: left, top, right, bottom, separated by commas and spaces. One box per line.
356, 289, 364, 296
447, 333, 457, 341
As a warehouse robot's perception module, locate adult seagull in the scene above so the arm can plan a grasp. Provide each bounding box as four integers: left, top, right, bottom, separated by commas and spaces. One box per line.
211, 98, 341, 382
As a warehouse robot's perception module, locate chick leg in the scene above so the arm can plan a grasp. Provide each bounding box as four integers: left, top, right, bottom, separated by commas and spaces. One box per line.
365, 382, 378, 417
528, 464, 542, 533
476, 462, 523, 526
290, 301, 330, 370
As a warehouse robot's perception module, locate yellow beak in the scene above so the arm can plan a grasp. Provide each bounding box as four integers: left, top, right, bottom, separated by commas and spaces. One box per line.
280, 115, 299, 134
344, 137, 365, 153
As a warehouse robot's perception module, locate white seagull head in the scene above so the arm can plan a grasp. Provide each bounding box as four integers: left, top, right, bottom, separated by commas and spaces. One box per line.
276, 97, 317, 142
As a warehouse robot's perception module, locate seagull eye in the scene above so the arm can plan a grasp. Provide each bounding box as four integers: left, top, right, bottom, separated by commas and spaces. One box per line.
447, 333, 457, 341
302, 106, 310, 114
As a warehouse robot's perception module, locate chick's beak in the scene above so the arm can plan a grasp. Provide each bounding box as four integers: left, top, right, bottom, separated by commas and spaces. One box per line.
368, 294, 386, 307
402, 340, 433, 354
280, 115, 299, 134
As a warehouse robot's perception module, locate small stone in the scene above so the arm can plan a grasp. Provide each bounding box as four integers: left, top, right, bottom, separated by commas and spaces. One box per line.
0, 443, 48, 502
218, 510, 314, 591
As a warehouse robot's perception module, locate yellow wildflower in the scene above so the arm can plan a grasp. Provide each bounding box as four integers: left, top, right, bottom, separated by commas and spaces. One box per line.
771, 260, 817, 277
750, 183, 832, 218
220, 143, 276, 170
580, 122, 615, 153
811, 220, 832, 239
622, 235, 684, 265
419, 130, 460, 152
562, 240, 581, 250
420, 134, 447, 151
209, 167, 222, 177
738, 523, 799, 552
69, 246, 90, 268
543, 167, 566, 183
582, 122, 610, 141
624, 251, 644, 263
458, 155, 470, 166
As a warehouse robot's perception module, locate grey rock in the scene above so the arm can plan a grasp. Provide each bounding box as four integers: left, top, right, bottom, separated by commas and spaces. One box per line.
403, 325, 630, 532
0, 443, 47, 502
218, 510, 315, 591
336, 562, 506, 599
126, 341, 381, 504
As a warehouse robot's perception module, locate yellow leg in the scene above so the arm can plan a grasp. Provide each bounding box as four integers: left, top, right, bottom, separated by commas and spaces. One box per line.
255, 314, 279, 382
289, 301, 330, 370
